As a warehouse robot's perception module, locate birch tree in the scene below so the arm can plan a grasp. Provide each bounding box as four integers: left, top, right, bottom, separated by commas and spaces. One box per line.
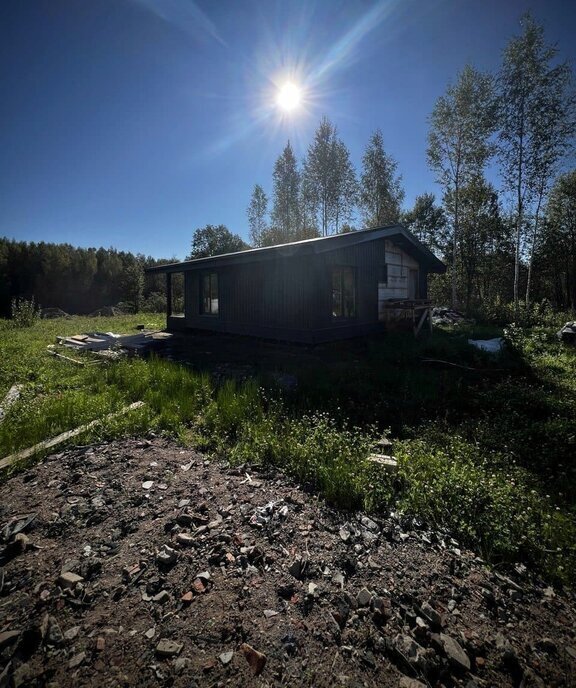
360, 129, 404, 226
498, 14, 575, 310
427, 64, 496, 307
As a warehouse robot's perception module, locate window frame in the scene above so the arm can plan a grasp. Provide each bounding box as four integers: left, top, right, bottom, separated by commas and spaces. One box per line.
331, 265, 357, 320
200, 272, 219, 316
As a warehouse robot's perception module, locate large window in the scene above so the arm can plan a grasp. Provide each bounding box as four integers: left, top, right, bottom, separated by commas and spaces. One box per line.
201, 273, 219, 315
332, 266, 356, 319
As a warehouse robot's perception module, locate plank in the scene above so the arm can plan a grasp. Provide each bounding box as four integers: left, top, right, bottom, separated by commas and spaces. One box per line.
0, 385, 23, 423
0, 401, 145, 470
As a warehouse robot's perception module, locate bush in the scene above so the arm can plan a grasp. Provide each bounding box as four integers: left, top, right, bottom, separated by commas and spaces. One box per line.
11, 297, 39, 328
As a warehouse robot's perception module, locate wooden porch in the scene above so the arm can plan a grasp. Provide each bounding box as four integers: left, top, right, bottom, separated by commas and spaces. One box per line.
378, 299, 433, 337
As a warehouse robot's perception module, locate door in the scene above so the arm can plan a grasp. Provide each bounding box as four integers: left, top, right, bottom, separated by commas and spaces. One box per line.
408, 269, 419, 299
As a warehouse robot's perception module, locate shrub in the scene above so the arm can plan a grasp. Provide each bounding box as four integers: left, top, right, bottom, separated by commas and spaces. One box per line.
11, 297, 39, 328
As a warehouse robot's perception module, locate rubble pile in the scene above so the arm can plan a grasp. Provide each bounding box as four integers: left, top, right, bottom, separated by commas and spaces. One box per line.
557, 321, 576, 345
0, 438, 574, 687
431, 308, 470, 326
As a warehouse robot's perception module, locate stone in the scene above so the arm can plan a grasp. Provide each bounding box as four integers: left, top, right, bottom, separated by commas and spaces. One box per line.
240, 643, 267, 675
263, 609, 279, 618
356, 587, 372, 607
156, 545, 178, 566
144, 627, 155, 639
219, 651, 234, 665
63, 626, 81, 641
181, 591, 193, 603
12, 663, 33, 688
152, 590, 170, 604
399, 678, 426, 688
96, 637, 105, 651
420, 601, 442, 627
156, 639, 183, 658
45, 617, 64, 646
0, 630, 20, 649
142, 481, 154, 490
192, 579, 206, 594
535, 637, 557, 654
175, 533, 194, 547
339, 527, 351, 542
307, 582, 318, 597
68, 652, 86, 669
196, 570, 211, 582
441, 633, 471, 672
58, 572, 84, 589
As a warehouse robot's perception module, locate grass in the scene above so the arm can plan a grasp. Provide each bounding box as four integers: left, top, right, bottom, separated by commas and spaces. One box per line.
0, 314, 575, 584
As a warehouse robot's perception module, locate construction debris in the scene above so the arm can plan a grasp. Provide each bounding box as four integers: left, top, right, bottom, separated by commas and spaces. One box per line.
431, 307, 471, 326
0, 385, 23, 423
557, 321, 576, 345
53, 330, 173, 360
468, 337, 505, 355
0, 401, 145, 470
40, 307, 71, 319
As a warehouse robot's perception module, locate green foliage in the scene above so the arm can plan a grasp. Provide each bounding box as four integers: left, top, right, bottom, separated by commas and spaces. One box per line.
187, 224, 249, 259
360, 129, 404, 227
10, 296, 39, 328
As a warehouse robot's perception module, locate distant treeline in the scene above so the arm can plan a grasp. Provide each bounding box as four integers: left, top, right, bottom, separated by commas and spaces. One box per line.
0, 237, 172, 317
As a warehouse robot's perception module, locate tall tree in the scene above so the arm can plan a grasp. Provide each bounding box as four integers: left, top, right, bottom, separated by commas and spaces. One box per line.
360, 130, 404, 227
188, 224, 249, 259
445, 178, 504, 313
303, 117, 357, 236
247, 184, 269, 247
121, 259, 145, 313
538, 170, 576, 309
498, 14, 575, 310
270, 141, 301, 243
401, 192, 447, 253
428, 64, 496, 307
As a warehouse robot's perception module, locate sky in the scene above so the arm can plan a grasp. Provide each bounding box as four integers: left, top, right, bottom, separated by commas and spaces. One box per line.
1, 0, 575, 260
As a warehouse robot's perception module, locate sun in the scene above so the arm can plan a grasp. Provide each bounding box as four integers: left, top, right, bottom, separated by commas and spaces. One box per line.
276, 82, 302, 112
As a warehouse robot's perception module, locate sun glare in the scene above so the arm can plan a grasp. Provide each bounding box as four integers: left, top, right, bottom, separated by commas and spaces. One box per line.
276, 82, 302, 112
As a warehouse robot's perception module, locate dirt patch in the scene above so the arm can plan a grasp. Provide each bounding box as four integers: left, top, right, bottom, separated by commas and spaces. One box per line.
0, 438, 575, 687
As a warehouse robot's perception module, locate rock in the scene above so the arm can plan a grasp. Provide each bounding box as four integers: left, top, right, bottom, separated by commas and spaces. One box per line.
175, 533, 194, 547
356, 587, 372, 607
45, 616, 64, 646
181, 591, 193, 603
361, 516, 379, 532
192, 578, 206, 594
12, 663, 33, 688
142, 481, 154, 490
392, 634, 432, 674
420, 601, 442, 627
58, 572, 84, 589
339, 527, 351, 542
0, 630, 20, 649
240, 643, 267, 675
96, 637, 105, 651
152, 590, 170, 604
263, 609, 279, 618
399, 678, 426, 688
196, 570, 211, 582
63, 626, 81, 641
441, 633, 471, 672
68, 652, 86, 669
156, 639, 183, 658
156, 545, 178, 566
144, 627, 155, 639
307, 582, 318, 597
219, 651, 234, 665
535, 637, 557, 654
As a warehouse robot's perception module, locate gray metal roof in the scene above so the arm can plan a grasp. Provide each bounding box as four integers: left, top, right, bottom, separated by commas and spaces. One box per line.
145, 224, 446, 274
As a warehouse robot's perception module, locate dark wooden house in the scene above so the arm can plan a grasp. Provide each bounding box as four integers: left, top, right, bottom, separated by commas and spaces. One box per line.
146, 224, 445, 343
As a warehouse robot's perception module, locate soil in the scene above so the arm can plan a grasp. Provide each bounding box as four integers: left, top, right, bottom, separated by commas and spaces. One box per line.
0, 437, 574, 688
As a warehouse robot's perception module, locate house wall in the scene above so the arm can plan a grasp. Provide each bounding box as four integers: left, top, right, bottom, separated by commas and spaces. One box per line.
166, 238, 427, 342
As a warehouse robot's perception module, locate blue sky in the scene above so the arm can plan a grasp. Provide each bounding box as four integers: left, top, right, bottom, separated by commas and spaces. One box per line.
1, 0, 575, 260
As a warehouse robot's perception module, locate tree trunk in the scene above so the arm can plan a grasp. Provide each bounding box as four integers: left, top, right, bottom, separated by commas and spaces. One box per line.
525, 187, 544, 309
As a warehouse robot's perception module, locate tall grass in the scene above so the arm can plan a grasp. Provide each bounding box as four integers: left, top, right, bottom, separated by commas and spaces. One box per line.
0, 315, 575, 583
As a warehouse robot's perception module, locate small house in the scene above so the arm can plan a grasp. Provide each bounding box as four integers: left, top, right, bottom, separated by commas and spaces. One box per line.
145, 224, 445, 343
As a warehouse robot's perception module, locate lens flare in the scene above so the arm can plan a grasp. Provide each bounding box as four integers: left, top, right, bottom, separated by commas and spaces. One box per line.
276, 82, 302, 112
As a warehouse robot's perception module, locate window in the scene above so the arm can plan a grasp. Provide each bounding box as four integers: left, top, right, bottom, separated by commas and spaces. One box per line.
169, 272, 185, 317
201, 273, 219, 315
332, 266, 356, 318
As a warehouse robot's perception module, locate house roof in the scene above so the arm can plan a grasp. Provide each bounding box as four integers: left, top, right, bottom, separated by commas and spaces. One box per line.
145, 224, 446, 274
